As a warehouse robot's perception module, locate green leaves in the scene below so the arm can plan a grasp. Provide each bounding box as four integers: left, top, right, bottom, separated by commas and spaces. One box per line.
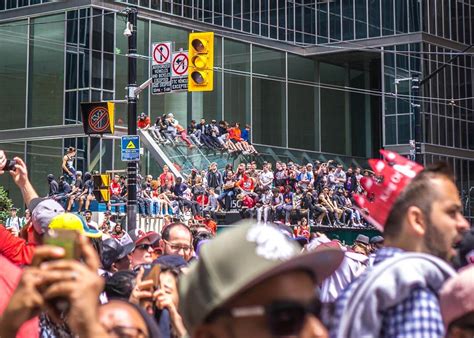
0, 186, 13, 223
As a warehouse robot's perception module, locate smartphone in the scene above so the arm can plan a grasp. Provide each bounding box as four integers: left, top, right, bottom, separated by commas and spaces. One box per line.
3, 159, 16, 171
142, 264, 161, 318
144, 264, 162, 291
43, 229, 79, 260
42, 229, 79, 318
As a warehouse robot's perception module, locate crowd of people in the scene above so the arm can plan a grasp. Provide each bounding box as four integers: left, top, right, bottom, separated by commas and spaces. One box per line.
138, 113, 260, 155
1, 147, 474, 338
46, 147, 374, 233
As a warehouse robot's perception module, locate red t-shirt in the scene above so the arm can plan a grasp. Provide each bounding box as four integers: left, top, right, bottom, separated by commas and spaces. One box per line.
0, 255, 39, 338
237, 176, 255, 192
0, 225, 36, 266
137, 117, 150, 129
196, 194, 209, 206
110, 181, 122, 196
159, 172, 175, 187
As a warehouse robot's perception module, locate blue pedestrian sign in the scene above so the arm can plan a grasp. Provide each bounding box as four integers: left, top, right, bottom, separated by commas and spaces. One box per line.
121, 135, 140, 161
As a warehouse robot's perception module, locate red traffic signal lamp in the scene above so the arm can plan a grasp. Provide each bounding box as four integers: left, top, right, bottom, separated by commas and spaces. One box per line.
188, 32, 214, 92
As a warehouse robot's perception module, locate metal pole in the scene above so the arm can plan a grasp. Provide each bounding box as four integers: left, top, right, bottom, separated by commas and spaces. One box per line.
411, 76, 422, 164
127, 7, 138, 232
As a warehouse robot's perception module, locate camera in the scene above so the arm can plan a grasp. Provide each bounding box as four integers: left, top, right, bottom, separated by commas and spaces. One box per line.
123, 22, 133, 37
3, 159, 16, 171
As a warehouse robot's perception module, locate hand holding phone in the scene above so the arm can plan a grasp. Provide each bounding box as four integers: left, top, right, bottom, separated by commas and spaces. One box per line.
129, 267, 156, 315
40, 235, 105, 336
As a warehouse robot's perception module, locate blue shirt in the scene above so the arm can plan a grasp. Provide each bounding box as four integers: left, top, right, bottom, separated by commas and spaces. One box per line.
330, 247, 445, 338
241, 128, 249, 142
173, 183, 188, 197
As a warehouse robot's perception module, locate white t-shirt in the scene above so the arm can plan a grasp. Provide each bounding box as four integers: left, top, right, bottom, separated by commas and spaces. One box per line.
259, 171, 274, 187
87, 220, 99, 230
5, 217, 22, 232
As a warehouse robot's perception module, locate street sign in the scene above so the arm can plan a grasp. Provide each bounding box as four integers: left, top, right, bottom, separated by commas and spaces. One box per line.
171, 51, 188, 91
121, 135, 140, 161
152, 42, 171, 65
152, 42, 172, 94
80, 102, 115, 135
171, 52, 188, 76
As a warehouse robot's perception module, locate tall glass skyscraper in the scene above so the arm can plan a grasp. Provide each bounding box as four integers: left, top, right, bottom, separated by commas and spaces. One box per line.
0, 0, 473, 217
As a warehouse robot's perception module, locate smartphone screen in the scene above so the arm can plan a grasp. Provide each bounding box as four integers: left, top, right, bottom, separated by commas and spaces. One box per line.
144, 264, 162, 291
43, 229, 78, 260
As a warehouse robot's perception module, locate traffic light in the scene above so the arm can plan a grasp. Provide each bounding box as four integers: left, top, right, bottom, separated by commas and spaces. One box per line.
93, 174, 110, 203
188, 32, 214, 92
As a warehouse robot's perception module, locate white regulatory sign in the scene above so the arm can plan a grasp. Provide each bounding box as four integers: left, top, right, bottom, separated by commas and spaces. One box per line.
152, 42, 172, 65
171, 52, 189, 77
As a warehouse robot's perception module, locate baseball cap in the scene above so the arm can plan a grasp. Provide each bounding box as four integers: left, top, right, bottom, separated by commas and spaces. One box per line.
439, 265, 474, 328
154, 254, 188, 269
102, 238, 135, 270
128, 229, 161, 246
29, 198, 65, 235
178, 222, 344, 333
354, 234, 370, 245
369, 235, 384, 244
48, 213, 102, 238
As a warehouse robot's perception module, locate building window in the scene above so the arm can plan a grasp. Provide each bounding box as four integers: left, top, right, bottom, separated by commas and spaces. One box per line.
0, 20, 27, 130
28, 14, 64, 127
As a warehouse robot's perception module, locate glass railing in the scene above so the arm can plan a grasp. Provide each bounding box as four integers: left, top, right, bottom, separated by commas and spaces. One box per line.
253, 144, 370, 169
140, 130, 212, 175
140, 129, 371, 177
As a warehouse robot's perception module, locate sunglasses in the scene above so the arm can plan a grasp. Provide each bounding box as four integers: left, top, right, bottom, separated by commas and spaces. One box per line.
136, 244, 152, 251
208, 298, 321, 336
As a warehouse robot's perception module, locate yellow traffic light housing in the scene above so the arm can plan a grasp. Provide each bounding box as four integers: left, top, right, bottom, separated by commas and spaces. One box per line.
188, 32, 214, 92
93, 174, 111, 203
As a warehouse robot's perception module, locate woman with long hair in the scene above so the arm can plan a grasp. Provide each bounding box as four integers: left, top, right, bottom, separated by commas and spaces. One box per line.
62, 146, 77, 184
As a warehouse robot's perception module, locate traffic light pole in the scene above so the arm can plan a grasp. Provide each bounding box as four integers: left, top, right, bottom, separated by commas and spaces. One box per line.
411, 76, 422, 164
126, 7, 138, 232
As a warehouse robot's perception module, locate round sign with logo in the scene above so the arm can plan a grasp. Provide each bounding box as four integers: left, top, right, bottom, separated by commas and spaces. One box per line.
88, 106, 110, 133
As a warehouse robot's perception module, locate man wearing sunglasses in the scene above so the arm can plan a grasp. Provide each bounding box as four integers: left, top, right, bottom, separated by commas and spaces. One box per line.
129, 230, 160, 269
179, 222, 344, 338
160, 223, 194, 262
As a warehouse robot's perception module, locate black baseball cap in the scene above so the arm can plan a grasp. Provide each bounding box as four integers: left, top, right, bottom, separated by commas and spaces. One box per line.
101, 238, 135, 270
369, 235, 384, 244
154, 254, 188, 269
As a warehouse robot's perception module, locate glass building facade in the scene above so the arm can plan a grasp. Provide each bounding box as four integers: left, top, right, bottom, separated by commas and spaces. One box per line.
1, 0, 474, 218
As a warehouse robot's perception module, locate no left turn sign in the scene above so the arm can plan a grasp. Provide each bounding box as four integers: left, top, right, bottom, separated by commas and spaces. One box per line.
152, 42, 172, 65
171, 52, 189, 77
